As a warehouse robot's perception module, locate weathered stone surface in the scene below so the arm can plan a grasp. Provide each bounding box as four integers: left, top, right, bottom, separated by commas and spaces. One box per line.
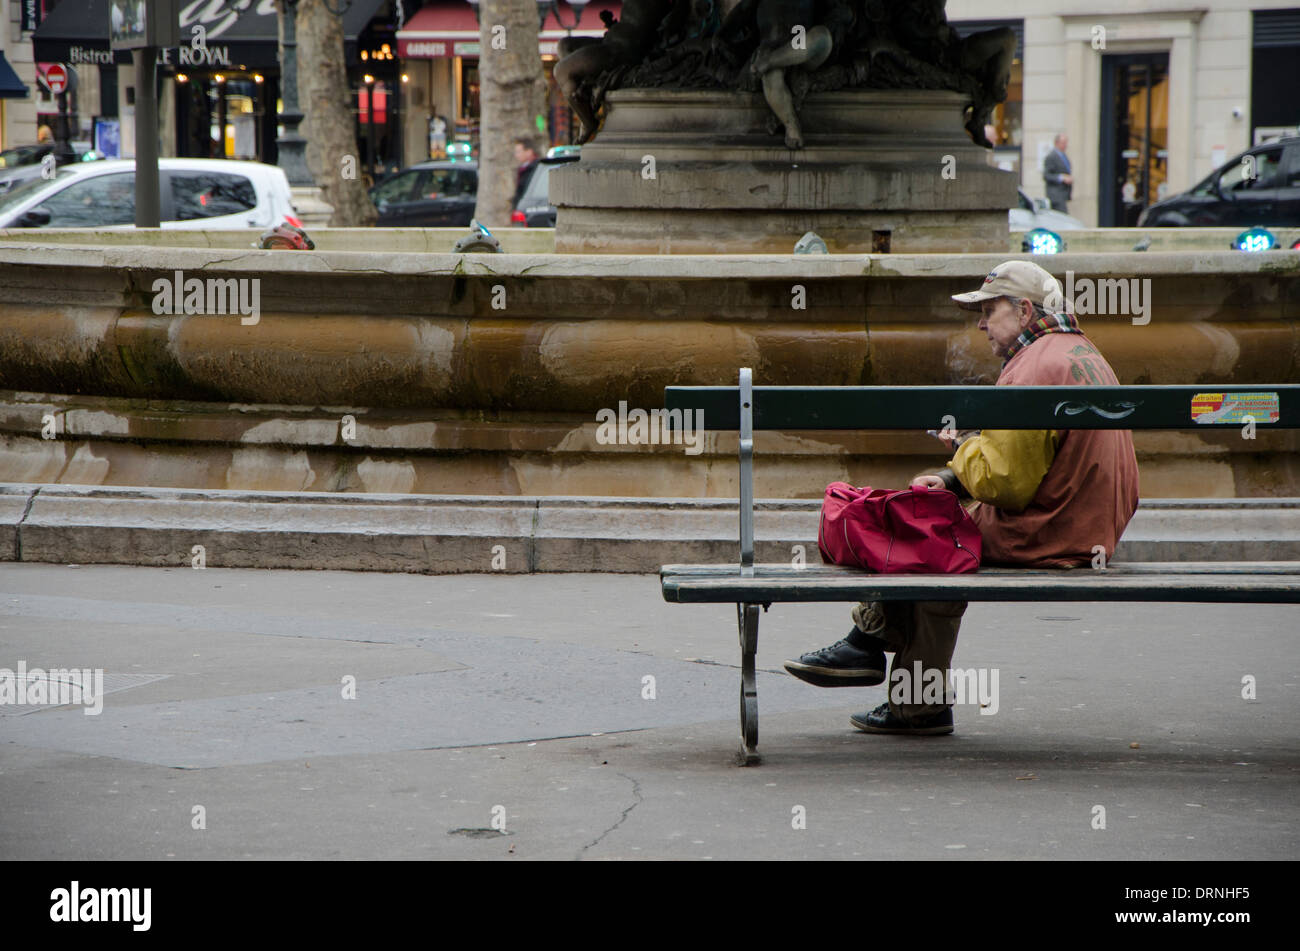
5, 226, 1294, 255
4, 485, 1298, 572
5, 225, 1298, 255
2, 392, 1298, 498
16, 486, 537, 573
531, 497, 821, 572
1, 241, 1297, 494
552, 90, 1015, 254
0, 483, 34, 561
1, 246, 1296, 411
0, 227, 557, 253
1114, 499, 1300, 562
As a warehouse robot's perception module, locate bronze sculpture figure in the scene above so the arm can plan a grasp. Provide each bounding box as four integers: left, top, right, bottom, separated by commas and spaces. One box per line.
554, 0, 1016, 149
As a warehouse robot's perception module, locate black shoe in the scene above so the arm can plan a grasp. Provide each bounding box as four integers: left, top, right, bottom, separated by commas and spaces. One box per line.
784, 633, 886, 687
850, 701, 954, 736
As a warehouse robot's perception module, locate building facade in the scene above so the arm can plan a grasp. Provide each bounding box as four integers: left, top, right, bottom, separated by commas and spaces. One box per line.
4, 0, 405, 181
395, 0, 615, 168
7, 1, 1300, 224
949, 0, 1300, 225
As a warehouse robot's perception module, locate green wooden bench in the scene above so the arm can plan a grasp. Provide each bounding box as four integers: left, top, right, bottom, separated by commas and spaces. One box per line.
661, 369, 1300, 764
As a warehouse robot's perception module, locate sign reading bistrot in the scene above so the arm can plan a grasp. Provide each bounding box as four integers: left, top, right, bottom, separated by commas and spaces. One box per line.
109, 0, 179, 50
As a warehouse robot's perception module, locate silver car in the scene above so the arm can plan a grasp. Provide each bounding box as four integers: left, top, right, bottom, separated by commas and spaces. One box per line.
1010, 188, 1086, 231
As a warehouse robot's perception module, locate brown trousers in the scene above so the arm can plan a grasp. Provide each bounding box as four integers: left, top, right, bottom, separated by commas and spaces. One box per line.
851, 600, 968, 721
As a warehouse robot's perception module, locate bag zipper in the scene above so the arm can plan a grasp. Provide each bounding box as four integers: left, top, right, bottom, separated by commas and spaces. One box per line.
950, 528, 979, 569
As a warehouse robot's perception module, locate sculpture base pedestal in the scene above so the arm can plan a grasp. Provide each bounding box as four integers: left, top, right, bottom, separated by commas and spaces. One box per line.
291, 185, 334, 228
552, 89, 1017, 254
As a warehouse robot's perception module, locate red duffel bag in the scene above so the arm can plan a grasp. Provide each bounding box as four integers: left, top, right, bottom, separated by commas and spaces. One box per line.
817, 482, 982, 573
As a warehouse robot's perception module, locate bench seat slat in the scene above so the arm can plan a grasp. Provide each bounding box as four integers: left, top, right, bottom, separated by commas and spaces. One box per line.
661, 562, 1300, 577
661, 567, 1300, 604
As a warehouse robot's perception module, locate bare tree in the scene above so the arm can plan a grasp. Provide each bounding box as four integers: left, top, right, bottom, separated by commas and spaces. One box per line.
473, 0, 549, 225
296, 0, 377, 226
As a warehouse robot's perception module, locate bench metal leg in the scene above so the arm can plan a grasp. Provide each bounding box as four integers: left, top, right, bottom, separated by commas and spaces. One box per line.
736, 602, 761, 765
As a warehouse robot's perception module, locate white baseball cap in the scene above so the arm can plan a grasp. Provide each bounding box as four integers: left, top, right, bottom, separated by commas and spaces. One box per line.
952, 260, 1065, 312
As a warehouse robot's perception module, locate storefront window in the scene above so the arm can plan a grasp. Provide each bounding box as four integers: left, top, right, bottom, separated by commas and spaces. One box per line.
987, 60, 1023, 173
1251, 10, 1300, 145
219, 86, 258, 159
458, 61, 480, 146
174, 72, 270, 161
1100, 53, 1169, 226
357, 80, 398, 179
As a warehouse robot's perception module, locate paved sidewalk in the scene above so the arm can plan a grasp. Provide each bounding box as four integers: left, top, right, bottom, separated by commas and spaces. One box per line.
1, 564, 1296, 860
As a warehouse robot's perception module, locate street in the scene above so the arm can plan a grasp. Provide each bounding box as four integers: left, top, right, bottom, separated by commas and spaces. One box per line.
1, 563, 1295, 860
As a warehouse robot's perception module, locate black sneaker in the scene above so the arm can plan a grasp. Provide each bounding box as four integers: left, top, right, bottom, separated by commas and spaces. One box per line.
784, 634, 886, 687
849, 701, 954, 736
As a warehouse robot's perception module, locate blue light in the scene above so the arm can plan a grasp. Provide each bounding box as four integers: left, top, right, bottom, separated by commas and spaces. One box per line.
1234, 227, 1276, 252
1023, 228, 1063, 254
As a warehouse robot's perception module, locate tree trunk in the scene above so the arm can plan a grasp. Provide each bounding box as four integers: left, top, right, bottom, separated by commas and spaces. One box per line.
297, 0, 377, 226
473, 0, 549, 226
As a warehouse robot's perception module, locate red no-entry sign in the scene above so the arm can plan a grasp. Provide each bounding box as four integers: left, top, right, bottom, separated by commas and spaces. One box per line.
45, 64, 68, 94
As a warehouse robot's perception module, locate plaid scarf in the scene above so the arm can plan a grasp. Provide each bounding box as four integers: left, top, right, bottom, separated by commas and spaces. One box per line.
1003, 310, 1083, 364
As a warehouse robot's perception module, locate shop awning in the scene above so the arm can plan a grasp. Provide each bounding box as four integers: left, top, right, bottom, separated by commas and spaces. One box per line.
33, 0, 386, 69
397, 0, 620, 58
0, 53, 29, 99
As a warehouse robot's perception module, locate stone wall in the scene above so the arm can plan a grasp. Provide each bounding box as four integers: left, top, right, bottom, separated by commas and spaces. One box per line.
1, 242, 1297, 497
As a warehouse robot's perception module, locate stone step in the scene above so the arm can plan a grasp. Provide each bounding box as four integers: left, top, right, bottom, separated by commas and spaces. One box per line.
2, 484, 1298, 574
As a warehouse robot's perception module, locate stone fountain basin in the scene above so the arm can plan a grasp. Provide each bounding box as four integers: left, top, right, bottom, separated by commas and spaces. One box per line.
0, 241, 1297, 496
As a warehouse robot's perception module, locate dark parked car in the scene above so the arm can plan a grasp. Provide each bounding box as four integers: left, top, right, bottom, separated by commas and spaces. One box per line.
1138, 136, 1300, 227
0, 143, 58, 194
0, 143, 54, 169
369, 160, 478, 227
511, 154, 579, 227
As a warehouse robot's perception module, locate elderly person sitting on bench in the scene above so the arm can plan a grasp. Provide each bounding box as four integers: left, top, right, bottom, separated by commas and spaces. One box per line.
784, 260, 1140, 736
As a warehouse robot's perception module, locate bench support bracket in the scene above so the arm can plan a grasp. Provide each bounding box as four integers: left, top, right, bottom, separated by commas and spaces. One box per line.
736, 602, 761, 765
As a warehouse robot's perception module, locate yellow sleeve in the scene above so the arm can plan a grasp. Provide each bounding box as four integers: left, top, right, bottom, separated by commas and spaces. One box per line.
949, 429, 1061, 511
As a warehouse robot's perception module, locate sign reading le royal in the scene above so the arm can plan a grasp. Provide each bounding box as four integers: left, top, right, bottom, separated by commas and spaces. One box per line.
164, 0, 303, 62
42, 0, 289, 66
67, 43, 237, 67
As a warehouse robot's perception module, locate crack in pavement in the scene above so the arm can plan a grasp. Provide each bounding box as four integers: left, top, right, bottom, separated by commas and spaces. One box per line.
576, 770, 642, 861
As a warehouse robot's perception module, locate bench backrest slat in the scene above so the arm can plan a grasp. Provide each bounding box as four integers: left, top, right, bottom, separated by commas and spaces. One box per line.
664, 385, 1300, 430
738, 369, 755, 574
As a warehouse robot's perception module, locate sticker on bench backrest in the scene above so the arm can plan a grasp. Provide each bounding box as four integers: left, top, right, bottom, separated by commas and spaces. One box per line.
1191, 392, 1280, 425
